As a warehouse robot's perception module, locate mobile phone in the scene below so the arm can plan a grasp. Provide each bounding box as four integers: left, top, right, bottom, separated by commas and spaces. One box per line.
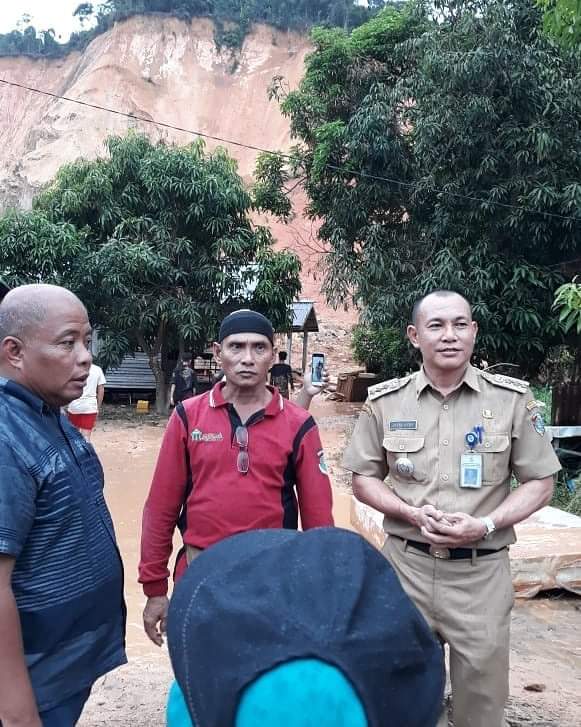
311, 352, 325, 386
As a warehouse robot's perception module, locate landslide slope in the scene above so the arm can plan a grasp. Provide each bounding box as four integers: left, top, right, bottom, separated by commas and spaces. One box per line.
0, 15, 356, 339
0, 15, 311, 210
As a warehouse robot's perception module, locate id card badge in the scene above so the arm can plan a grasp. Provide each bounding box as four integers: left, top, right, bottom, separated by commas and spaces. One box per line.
460, 452, 483, 488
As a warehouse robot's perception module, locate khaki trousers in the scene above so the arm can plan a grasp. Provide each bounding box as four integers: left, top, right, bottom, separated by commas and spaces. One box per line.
383, 536, 513, 727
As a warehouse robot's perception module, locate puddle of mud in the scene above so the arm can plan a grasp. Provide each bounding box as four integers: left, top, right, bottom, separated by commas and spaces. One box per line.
81, 405, 581, 726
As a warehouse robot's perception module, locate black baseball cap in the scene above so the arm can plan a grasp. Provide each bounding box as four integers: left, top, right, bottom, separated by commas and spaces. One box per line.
167, 528, 445, 727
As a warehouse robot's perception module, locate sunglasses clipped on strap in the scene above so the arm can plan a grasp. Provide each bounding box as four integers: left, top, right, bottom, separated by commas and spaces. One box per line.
235, 425, 249, 474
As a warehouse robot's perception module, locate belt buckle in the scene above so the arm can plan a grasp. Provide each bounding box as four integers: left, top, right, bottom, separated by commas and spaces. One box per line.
429, 545, 451, 559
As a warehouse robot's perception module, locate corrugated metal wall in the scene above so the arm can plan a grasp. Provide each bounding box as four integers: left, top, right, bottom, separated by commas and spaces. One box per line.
103, 352, 157, 391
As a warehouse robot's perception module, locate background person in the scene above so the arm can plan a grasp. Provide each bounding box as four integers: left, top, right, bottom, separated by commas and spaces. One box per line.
66, 361, 106, 440
170, 357, 197, 406
0, 284, 126, 727
165, 528, 444, 727
269, 350, 294, 399
343, 290, 561, 727
139, 309, 334, 647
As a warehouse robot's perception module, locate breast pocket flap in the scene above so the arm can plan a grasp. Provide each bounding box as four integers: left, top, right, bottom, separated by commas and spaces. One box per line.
479, 434, 510, 453
383, 436, 425, 453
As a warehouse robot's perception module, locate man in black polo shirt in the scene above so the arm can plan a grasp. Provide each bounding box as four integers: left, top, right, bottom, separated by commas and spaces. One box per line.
170, 357, 197, 406
269, 351, 294, 399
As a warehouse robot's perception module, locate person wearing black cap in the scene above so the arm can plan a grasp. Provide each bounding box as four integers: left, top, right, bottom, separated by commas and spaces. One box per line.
165, 527, 445, 727
139, 309, 334, 647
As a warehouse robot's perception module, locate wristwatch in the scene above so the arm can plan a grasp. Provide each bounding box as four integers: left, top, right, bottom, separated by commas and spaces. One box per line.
479, 516, 496, 540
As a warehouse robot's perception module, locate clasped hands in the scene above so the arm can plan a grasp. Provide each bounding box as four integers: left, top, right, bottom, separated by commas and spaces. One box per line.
415, 505, 487, 547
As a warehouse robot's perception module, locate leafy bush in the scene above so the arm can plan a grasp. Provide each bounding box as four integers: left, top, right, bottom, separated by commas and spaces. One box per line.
550, 480, 581, 516
351, 323, 416, 379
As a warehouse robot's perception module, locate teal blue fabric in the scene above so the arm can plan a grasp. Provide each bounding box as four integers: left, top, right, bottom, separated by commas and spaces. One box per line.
166, 659, 367, 727
167, 681, 193, 727
236, 659, 368, 727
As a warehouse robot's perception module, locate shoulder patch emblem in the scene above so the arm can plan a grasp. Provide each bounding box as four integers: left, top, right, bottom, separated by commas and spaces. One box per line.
318, 449, 329, 475
367, 375, 412, 401
531, 412, 546, 436
526, 399, 546, 412
480, 371, 529, 394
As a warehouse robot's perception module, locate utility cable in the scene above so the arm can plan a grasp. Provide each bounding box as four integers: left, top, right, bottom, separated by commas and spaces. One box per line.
1, 76, 581, 225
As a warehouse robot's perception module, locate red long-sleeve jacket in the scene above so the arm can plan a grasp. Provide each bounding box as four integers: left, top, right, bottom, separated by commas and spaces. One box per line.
139, 383, 334, 596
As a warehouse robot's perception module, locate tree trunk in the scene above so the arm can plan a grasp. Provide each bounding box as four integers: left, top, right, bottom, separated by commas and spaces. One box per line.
155, 374, 170, 416
146, 351, 170, 415
573, 338, 581, 384
551, 338, 581, 426
137, 324, 171, 416
552, 382, 581, 426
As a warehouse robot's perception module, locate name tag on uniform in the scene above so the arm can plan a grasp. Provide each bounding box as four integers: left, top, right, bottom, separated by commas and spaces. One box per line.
460, 453, 483, 489
389, 420, 417, 431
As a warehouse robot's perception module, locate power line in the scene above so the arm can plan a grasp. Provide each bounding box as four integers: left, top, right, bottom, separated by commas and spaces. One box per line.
1, 76, 581, 225
0, 77, 282, 157
326, 165, 581, 225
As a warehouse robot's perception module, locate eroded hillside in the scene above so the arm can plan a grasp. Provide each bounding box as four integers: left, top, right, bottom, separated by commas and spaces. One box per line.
0, 16, 310, 208
0, 14, 356, 355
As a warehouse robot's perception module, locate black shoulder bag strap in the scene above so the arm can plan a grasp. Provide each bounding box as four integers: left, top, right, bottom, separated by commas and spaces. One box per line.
173, 402, 195, 575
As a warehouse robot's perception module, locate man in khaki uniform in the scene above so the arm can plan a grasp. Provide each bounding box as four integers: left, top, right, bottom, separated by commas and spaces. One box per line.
343, 290, 560, 727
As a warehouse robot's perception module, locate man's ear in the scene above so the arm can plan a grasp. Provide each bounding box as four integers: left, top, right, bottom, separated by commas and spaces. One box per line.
472, 321, 478, 340
407, 324, 420, 350
0, 336, 25, 369
212, 342, 222, 365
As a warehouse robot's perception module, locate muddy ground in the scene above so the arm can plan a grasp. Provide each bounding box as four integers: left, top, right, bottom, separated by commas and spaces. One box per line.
79, 399, 581, 726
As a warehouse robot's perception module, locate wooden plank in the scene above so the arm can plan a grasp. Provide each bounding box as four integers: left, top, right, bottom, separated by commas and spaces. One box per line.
350, 499, 581, 598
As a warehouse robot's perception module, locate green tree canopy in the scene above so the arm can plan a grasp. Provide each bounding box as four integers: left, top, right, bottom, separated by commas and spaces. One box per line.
0, 133, 301, 412
538, 0, 581, 46
263, 0, 581, 377
553, 278, 581, 380
0, 211, 85, 283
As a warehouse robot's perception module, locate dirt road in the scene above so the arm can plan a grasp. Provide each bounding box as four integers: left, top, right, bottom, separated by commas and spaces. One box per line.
79, 401, 581, 726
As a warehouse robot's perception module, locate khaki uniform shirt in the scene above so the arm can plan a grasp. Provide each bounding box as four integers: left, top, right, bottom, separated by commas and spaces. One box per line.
343, 365, 561, 549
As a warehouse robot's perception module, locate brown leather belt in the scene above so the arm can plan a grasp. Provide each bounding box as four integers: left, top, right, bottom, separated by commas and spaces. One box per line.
393, 536, 503, 561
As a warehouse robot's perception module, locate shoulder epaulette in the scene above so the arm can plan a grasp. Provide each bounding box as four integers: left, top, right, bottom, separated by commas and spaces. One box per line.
367, 375, 412, 401
480, 370, 529, 394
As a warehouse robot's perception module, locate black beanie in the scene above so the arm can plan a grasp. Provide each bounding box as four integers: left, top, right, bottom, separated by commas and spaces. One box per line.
218, 309, 274, 343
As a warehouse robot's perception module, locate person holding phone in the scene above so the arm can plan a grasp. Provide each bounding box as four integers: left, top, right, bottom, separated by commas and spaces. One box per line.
312, 353, 325, 385
139, 309, 334, 647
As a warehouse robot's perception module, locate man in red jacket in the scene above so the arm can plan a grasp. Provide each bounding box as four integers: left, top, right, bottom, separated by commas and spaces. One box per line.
139, 309, 334, 645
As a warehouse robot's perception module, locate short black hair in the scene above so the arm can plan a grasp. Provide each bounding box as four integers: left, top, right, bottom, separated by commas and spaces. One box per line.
411, 290, 472, 325
278, 351, 287, 361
